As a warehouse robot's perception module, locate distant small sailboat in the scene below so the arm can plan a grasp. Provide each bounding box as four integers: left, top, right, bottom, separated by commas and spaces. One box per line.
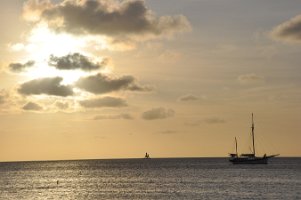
229, 113, 279, 164
144, 152, 150, 159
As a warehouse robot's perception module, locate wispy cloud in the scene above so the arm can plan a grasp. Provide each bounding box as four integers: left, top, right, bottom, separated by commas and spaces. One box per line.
0, 90, 9, 104
55, 101, 69, 110
178, 94, 199, 102
142, 107, 175, 120
238, 73, 264, 84
186, 117, 226, 126
203, 117, 226, 124
79, 96, 127, 108
93, 113, 133, 120
157, 130, 178, 135
0, 96, 5, 104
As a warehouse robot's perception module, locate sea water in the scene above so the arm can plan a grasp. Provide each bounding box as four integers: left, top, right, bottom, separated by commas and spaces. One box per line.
0, 158, 300, 199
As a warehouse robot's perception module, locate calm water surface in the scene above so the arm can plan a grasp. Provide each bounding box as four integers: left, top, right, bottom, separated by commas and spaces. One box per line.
0, 158, 300, 199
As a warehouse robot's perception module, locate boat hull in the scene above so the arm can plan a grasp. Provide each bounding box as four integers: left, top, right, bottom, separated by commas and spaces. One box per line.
229, 157, 268, 164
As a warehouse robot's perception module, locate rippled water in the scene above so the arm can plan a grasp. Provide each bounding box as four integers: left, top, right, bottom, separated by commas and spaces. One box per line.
0, 158, 300, 199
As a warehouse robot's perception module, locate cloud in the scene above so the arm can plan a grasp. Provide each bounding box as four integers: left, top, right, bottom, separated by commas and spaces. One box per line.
55, 101, 69, 110
186, 117, 226, 126
0, 91, 8, 104
158, 130, 178, 134
238, 73, 264, 84
159, 50, 182, 62
203, 117, 226, 124
142, 107, 175, 120
49, 53, 108, 71
24, 0, 191, 40
93, 113, 133, 120
0, 90, 11, 105
79, 96, 127, 108
23, 0, 53, 21
178, 94, 199, 102
76, 73, 152, 94
18, 77, 74, 96
22, 102, 43, 111
271, 14, 301, 42
0, 96, 5, 104
8, 60, 35, 72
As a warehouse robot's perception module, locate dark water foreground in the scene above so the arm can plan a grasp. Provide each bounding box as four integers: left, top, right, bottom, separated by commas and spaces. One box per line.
0, 158, 300, 199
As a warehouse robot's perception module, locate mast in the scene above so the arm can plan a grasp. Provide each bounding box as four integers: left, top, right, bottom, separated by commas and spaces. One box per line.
251, 113, 255, 156
235, 137, 238, 156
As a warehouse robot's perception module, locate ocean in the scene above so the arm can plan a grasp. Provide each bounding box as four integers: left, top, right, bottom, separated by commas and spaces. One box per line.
0, 158, 300, 199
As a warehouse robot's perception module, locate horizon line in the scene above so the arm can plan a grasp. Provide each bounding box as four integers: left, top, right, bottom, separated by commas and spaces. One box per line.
1, 156, 300, 163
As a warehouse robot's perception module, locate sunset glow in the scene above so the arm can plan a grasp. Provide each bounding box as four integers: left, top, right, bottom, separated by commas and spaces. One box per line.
0, 0, 300, 162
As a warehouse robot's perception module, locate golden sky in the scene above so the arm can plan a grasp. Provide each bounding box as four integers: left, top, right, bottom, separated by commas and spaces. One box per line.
0, 0, 300, 161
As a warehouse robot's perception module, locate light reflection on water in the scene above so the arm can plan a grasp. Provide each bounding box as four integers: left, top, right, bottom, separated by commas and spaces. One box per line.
0, 158, 300, 199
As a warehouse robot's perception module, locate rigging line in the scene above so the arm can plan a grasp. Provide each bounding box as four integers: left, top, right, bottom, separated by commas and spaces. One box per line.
256, 130, 278, 155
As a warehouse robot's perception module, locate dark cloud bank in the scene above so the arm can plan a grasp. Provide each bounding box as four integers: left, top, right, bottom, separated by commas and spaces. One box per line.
25, 0, 191, 39
271, 14, 301, 42
17, 71, 151, 98
76, 73, 151, 94
49, 53, 108, 71
18, 77, 74, 97
9, 60, 35, 72
23, 102, 43, 111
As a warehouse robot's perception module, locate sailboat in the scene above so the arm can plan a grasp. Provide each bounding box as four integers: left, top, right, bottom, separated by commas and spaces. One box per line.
144, 152, 150, 159
229, 113, 279, 164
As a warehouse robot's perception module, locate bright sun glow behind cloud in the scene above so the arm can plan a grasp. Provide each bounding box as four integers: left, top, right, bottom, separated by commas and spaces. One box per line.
25, 63, 89, 85
12, 24, 111, 84
26, 24, 87, 59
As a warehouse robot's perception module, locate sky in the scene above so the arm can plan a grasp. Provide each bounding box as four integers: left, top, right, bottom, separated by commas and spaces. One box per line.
0, 0, 300, 161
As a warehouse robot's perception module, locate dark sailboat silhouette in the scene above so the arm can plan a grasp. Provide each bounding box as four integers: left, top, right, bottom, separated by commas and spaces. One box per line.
229, 113, 279, 164
144, 152, 150, 159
